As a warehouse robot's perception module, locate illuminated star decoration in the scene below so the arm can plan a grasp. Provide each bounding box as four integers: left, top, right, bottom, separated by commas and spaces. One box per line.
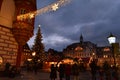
17, 0, 71, 21
52, 3, 59, 11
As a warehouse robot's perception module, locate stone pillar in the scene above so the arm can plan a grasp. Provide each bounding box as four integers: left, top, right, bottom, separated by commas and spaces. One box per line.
13, 0, 36, 68
12, 21, 33, 68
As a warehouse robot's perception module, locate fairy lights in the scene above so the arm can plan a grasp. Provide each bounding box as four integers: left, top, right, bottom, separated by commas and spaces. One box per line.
17, 0, 71, 21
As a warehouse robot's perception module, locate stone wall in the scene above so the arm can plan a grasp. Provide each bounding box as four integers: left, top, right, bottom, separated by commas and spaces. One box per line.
0, 25, 18, 66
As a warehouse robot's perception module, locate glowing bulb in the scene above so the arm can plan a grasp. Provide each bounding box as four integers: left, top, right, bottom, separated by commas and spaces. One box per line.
52, 3, 59, 11
38, 25, 41, 27
32, 52, 36, 56
29, 13, 34, 19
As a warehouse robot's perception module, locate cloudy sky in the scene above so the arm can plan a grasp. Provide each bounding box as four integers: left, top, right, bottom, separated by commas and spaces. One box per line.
28, 0, 120, 51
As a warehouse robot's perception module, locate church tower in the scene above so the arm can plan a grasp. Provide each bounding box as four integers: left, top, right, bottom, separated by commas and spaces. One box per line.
80, 34, 83, 44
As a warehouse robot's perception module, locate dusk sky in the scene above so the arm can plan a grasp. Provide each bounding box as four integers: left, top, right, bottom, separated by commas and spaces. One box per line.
27, 0, 120, 51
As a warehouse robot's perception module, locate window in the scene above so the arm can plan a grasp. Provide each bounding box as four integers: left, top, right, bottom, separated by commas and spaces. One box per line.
103, 47, 110, 51
18, 9, 27, 21
75, 46, 83, 51
20, 9, 26, 14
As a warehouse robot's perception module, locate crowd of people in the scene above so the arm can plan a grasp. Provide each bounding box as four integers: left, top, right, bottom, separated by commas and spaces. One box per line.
50, 60, 119, 80
50, 63, 80, 80
3, 62, 18, 78
2, 60, 119, 80
89, 60, 119, 80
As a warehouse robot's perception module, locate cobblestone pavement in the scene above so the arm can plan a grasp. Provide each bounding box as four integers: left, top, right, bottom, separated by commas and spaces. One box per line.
0, 70, 91, 80
0, 70, 120, 80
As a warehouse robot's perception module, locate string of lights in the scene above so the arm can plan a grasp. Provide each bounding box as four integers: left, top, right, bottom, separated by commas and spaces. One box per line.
17, 0, 71, 21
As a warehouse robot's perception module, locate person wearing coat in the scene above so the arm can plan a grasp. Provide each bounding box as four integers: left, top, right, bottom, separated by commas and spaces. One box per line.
65, 64, 71, 80
89, 60, 98, 80
71, 63, 79, 80
58, 64, 65, 80
50, 64, 57, 80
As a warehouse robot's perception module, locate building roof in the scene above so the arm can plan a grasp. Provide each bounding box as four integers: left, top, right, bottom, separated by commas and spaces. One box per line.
64, 41, 96, 50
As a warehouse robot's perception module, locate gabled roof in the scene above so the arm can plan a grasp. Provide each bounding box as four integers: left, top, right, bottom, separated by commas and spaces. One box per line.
23, 43, 31, 50
65, 41, 96, 50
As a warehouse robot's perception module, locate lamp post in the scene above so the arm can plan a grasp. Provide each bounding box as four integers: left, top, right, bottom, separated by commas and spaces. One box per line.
32, 52, 36, 57
92, 53, 96, 60
107, 33, 116, 66
32, 52, 38, 62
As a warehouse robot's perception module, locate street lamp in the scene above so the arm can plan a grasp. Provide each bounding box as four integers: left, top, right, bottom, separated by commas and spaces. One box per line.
32, 52, 37, 62
32, 52, 36, 56
107, 33, 116, 66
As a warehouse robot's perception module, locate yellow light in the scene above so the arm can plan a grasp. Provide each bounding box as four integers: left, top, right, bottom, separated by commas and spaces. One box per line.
92, 53, 95, 55
29, 13, 34, 19
52, 3, 59, 11
17, 0, 71, 21
32, 52, 36, 56
27, 58, 32, 61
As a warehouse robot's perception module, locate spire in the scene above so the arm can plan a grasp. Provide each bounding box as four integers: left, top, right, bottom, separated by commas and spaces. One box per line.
80, 34, 83, 44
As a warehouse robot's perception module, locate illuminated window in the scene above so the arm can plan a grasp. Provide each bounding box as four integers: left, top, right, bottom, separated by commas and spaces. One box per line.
75, 46, 83, 51
103, 47, 110, 51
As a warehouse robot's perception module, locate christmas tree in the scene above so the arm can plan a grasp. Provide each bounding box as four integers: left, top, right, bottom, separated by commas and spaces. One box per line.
32, 25, 44, 54
32, 25, 46, 62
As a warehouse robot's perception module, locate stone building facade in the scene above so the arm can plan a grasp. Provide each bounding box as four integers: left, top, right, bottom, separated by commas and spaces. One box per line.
63, 35, 97, 64
63, 35, 119, 66
0, 25, 18, 66
0, 0, 36, 68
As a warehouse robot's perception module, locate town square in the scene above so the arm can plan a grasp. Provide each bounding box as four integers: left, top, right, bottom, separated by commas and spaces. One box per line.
0, 0, 120, 80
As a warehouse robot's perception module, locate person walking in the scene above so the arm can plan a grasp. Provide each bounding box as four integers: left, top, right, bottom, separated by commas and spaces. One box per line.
71, 63, 79, 80
98, 66, 104, 80
33, 63, 38, 74
50, 64, 57, 80
112, 66, 119, 80
65, 64, 71, 80
89, 60, 98, 80
58, 64, 65, 80
102, 61, 111, 80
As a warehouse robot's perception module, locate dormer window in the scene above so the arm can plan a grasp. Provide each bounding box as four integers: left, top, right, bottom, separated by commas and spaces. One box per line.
75, 46, 83, 51
103, 47, 110, 51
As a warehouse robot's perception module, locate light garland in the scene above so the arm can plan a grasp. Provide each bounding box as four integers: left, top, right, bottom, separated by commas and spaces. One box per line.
17, 0, 71, 21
